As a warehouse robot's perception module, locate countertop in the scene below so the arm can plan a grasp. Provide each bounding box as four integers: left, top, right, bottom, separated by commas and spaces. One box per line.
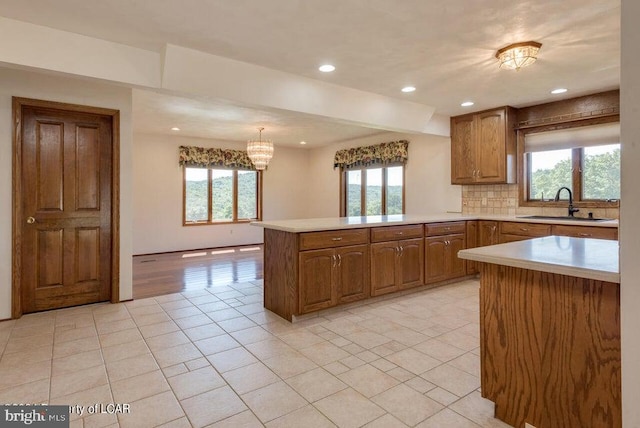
458, 236, 619, 283
251, 213, 618, 233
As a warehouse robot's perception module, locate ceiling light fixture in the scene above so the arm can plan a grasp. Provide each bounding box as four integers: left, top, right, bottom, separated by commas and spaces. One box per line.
171, 127, 180, 131
247, 127, 274, 170
461, 101, 474, 107
551, 88, 568, 94
495, 41, 542, 71
299, 141, 307, 145
319, 64, 335, 72
401, 86, 416, 93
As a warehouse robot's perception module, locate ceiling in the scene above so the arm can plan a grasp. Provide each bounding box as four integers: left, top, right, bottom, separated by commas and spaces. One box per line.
0, 0, 620, 146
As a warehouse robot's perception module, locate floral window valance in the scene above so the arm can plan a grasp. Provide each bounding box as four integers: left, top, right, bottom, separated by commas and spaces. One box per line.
333, 140, 409, 169
178, 145, 255, 170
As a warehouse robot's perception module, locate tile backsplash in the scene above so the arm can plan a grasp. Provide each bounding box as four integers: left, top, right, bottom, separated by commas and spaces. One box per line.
461, 184, 620, 219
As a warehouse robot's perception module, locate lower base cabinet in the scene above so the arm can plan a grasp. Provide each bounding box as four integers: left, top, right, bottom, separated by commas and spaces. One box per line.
370, 238, 424, 296
425, 234, 466, 284
299, 244, 369, 314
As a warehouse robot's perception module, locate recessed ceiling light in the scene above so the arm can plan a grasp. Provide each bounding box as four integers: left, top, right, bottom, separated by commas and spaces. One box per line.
461, 101, 474, 107
318, 64, 335, 72
299, 141, 307, 145
171, 127, 180, 131
401, 86, 416, 93
551, 88, 568, 94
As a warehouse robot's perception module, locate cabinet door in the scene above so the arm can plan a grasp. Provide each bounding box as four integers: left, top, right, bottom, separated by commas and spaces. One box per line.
370, 241, 398, 296
425, 237, 448, 284
399, 238, 424, 289
476, 109, 506, 183
466, 221, 479, 275
336, 244, 370, 304
451, 115, 476, 184
479, 221, 499, 246
299, 249, 336, 314
447, 233, 467, 279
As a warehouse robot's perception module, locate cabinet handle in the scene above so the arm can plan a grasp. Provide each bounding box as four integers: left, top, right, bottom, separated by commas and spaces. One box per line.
444, 227, 451, 231
578, 233, 591, 237
332, 237, 343, 241
399, 246, 404, 257
332, 254, 337, 268
395, 232, 404, 235
337, 254, 342, 267
520, 228, 529, 232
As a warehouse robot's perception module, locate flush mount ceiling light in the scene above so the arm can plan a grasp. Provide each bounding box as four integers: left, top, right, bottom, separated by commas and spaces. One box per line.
171, 127, 180, 131
318, 64, 335, 72
551, 88, 568, 94
247, 127, 274, 170
461, 101, 474, 107
495, 41, 542, 71
401, 86, 416, 93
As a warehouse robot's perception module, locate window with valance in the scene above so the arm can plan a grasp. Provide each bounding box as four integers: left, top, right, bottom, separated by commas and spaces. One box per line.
334, 140, 409, 169
179, 145, 256, 170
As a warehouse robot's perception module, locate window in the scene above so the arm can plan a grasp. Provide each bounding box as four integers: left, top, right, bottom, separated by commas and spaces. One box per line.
523, 122, 620, 204
342, 165, 404, 216
184, 167, 261, 225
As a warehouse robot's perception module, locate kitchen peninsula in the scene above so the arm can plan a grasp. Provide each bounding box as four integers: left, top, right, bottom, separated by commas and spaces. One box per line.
458, 237, 621, 428
253, 214, 618, 322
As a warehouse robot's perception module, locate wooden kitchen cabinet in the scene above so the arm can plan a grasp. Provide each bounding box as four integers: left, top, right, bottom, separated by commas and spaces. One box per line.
499, 221, 551, 243
371, 238, 424, 296
299, 243, 369, 314
451, 107, 517, 184
552, 224, 618, 240
425, 222, 466, 284
466, 221, 478, 275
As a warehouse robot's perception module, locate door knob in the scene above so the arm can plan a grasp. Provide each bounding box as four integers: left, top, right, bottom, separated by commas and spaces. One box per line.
26, 217, 36, 224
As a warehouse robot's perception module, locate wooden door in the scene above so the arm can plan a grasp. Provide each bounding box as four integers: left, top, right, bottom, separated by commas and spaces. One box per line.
466, 221, 479, 275
475, 109, 506, 182
479, 221, 499, 247
447, 234, 467, 279
451, 114, 476, 184
370, 241, 398, 296
398, 238, 424, 289
17, 101, 117, 314
425, 237, 447, 284
299, 249, 336, 313
336, 244, 369, 304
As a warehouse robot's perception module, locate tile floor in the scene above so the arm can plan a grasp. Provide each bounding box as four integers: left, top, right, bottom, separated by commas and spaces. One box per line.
0, 279, 512, 428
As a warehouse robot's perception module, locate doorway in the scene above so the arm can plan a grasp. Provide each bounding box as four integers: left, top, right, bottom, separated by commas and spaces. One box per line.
12, 97, 120, 317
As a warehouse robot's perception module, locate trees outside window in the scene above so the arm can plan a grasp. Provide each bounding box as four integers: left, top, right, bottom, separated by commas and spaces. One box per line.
343, 165, 404, 216
184, 167, 261, 225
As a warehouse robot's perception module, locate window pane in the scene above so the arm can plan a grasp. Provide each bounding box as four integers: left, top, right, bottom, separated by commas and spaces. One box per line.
529, 149, 572, 200
185, 168, 208, 222
211, 170, 233, 221
583, 144, 620, 200
386, 166, 403, 215
237, 170, 258, 219
366, 168, 382, 215
346, 170, 362, 216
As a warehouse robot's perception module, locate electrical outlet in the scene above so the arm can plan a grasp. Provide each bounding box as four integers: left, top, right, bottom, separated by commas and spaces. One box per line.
481, 197, 488, 206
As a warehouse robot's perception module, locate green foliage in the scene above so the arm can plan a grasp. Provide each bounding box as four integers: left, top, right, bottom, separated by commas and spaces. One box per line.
530, 148, 620, 200
346, 184, 403, 216
185, 171, 258, 222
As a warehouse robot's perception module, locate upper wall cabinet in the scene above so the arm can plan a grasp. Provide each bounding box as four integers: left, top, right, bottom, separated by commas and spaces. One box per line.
451, 107, 517, 185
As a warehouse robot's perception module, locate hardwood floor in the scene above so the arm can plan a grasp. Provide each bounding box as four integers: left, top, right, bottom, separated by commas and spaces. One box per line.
132, 245, 264, 299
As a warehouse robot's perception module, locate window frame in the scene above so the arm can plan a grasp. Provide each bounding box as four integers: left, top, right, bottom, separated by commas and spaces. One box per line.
518, 117, 620, 209
339, 163, 406, 216
182, 167, 263, 226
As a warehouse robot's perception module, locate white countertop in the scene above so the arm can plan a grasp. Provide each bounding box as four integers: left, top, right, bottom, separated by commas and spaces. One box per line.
251, 213, 618, 233
458, 236, 619, 283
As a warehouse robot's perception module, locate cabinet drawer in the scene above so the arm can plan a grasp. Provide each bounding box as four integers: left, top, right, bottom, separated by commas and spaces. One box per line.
371, 224, 423, 242
299, 228, 369, 250
551, 225, 618, 240
426, 222, 466, 236
500, 222, 551, 237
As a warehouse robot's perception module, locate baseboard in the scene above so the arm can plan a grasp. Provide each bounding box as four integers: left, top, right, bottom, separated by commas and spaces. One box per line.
133, 243, 263, 257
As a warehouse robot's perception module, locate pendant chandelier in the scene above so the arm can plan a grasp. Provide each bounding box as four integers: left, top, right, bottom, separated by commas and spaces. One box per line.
495, 41, 542, 71
247, 127, 274, 170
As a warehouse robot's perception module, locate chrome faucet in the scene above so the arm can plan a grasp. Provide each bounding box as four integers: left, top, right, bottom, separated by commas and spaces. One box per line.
554, 187, 580, 217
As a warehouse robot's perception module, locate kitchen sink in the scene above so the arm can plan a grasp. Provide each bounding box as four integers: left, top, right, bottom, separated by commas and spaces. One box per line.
517, 215, 612, 222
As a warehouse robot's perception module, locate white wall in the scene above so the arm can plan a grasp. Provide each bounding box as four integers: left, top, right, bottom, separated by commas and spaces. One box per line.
305, 132, 461, 217
0, 68, 134, 319
132, 133, 309, 255
620, 0, 640, 425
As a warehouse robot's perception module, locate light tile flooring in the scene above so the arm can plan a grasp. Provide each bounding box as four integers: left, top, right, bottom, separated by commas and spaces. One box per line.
0, 279, 511, 428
